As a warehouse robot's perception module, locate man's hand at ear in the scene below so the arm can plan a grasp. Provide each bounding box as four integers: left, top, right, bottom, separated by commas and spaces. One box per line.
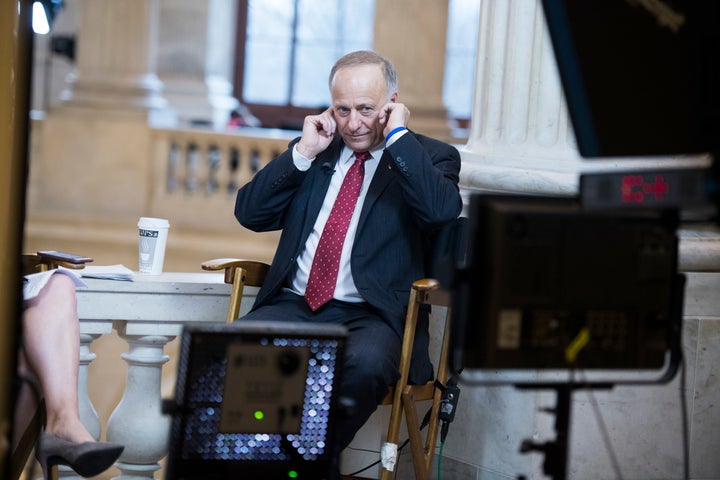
378, 102, 410, 138
296, 107, 337, 159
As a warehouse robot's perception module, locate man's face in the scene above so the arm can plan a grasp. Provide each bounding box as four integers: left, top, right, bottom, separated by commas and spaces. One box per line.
330, 64, 397, 152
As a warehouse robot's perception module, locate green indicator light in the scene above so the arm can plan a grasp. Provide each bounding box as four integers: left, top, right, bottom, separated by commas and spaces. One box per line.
287, 471, 298, 478
254, 410, 264, 420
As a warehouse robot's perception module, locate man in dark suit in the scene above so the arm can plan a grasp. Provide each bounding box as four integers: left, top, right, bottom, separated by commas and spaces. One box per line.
234, 50, 462, 473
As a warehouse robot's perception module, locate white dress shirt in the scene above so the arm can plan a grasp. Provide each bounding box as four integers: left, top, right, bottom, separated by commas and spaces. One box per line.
288, 145, 377, 302
288, 130, 407, 302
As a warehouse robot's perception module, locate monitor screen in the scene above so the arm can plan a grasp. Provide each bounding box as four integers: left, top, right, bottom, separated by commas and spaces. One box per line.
450, 194, 683, 381
165, 321, 347, 480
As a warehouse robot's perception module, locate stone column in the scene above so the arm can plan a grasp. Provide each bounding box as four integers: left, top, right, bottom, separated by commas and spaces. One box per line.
156, 0, 240, 130
32, 0, 166, 223
60, 0, 165, 111
373, 0, 454, 142
459, 0, 708, 198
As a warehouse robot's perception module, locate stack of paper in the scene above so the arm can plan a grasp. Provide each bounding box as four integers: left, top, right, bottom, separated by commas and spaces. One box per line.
23, 265, 135, 301
23, 268, 86, 300
73, 264, 135, 282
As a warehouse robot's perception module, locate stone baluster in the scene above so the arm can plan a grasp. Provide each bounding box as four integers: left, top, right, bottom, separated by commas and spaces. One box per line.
57, 330, 111, 479
106, 331, 173, 480
78, 334, 104, 439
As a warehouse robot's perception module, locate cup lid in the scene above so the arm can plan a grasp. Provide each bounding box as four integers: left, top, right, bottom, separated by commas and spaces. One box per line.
138, 217, 170, 228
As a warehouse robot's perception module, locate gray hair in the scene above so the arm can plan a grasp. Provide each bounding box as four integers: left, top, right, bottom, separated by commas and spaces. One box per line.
328, 50, 398, 96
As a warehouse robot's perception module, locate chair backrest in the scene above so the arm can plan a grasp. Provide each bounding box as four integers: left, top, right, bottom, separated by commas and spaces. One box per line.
427, 216, 468, 286
201, 258, 270, 322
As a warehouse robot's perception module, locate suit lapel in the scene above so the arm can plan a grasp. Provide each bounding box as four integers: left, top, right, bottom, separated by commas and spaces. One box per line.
357, 149, 395, 228
300, 138, 344, 241
302, 141, 395, 241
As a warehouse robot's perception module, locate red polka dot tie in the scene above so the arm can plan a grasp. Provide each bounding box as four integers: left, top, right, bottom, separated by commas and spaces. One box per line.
305, 151, 371, 311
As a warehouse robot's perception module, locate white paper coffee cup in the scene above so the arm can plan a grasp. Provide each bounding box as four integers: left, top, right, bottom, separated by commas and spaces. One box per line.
138, 217, 170, 274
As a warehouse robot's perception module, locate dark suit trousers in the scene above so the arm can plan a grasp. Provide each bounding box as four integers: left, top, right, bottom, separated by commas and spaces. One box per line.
238, 290, 402, 453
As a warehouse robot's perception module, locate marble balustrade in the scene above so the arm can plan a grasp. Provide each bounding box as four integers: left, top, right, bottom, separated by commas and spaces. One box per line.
63, 272, 259, 480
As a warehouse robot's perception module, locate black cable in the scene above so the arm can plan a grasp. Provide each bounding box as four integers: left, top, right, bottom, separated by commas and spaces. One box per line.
679, 351, 689, 480
571, 362, 624, 480
579, 356, 690, 480
584, 384, 624, 480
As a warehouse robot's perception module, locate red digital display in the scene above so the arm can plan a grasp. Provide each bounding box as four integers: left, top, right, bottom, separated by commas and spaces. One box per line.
581, 169, 706, 210
621, 174, 670, 204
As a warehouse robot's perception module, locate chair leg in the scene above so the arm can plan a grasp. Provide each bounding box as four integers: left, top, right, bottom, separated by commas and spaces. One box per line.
226, 266, 244, 322
380, 290, 422, 480
10, 404, 45, 480
402, 389, 431, 480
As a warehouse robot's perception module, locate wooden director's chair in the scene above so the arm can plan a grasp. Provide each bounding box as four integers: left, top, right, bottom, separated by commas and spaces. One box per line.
202, 258, 456, 480
12, 251, 92, 480
378, 278, 454, 480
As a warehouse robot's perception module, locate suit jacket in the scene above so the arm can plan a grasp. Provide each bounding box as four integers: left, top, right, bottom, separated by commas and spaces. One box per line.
234, 131, 462, 381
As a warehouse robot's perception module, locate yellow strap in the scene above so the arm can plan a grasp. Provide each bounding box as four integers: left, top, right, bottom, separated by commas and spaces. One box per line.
565, 327, 590, 364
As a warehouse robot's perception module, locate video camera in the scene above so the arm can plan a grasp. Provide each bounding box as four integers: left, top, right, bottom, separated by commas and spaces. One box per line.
448, 2, 719, 478
450, 0, 719, 385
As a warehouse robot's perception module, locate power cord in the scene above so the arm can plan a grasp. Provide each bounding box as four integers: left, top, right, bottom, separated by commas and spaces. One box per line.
579, 354, 689, 480
679, 350, 689, 480
583, 381, 624, 479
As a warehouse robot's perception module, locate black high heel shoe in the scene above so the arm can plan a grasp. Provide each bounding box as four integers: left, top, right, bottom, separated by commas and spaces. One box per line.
35, 431, 124, 479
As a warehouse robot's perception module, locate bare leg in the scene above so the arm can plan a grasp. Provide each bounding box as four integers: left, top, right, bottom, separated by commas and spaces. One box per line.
19, 273, 94, 445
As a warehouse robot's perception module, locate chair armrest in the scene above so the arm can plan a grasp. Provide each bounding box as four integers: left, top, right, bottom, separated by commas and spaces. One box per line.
201, 258, 270, 286
411, 278, 440, 291
201, 258, 243, 270
411, 278, 449, 308
24, 251, 93, 273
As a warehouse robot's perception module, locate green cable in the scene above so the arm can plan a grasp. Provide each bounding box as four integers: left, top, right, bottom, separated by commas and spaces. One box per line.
438, 441, 445, 479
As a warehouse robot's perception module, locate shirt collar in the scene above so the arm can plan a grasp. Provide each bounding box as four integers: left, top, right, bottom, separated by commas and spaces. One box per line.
340, 145, 384, 166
